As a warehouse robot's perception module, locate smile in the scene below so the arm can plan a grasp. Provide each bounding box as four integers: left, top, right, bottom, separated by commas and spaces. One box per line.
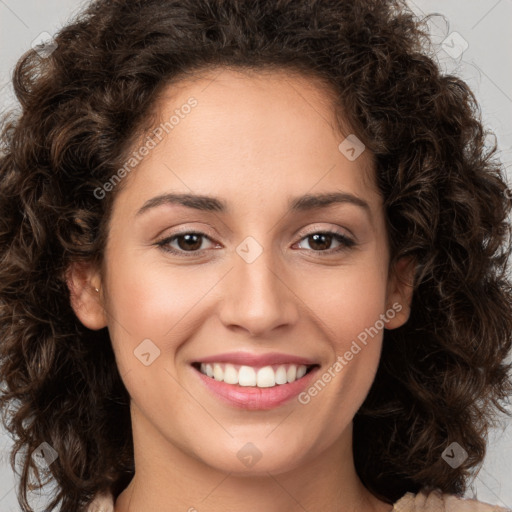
194, 362, 315, 388
191, 360, 320, 410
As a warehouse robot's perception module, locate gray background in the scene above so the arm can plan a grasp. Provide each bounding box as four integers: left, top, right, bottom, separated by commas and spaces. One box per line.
1, 0, 511, 510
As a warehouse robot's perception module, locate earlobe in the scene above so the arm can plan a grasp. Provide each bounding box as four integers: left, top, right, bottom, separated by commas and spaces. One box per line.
66, 261, 107, 330
385, 255, 416, 330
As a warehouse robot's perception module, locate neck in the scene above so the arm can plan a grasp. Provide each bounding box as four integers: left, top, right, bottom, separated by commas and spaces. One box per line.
114, 406, 392, 512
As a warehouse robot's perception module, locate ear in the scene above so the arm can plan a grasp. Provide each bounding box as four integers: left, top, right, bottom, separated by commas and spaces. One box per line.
385, 255, 415, 330
65, 261, 107, 330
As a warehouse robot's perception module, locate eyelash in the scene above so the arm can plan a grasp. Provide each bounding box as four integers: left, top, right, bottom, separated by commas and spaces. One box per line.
154, 229, 356, 257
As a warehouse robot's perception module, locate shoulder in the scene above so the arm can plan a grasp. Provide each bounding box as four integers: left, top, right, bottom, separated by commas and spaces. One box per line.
393, 489, 511, 512
86, 490, 115, 512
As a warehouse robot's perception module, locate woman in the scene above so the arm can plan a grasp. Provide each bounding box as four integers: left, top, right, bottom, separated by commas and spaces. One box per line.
1, 1, 511, 511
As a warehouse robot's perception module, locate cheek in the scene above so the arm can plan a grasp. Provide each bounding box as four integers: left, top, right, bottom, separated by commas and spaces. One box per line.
299, 261, 388, 347
102, 245, 229, 371
294, 258, 388, 403
101, 249, 185, 363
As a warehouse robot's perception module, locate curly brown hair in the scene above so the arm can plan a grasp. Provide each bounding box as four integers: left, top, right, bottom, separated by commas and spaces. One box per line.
1, 0, 512, 510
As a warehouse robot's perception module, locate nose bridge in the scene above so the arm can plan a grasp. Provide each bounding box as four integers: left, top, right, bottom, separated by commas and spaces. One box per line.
218, 235, 298, 335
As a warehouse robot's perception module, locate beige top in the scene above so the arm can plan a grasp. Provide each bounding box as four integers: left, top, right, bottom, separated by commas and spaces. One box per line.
86, 488, 511, 512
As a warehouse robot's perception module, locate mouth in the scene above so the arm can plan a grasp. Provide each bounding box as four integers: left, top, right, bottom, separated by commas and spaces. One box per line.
191, 361, 319, 388
189, 351, 321, 410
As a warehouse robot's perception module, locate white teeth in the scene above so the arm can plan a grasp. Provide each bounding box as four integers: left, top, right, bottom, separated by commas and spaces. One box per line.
238, 365, 256, 386
286, 365, 296, 383
256, 366, 275, 387
275, 365, 288, 385
213, 363, 223, 381
223, 363, 238, 384
197, 362, 311, 387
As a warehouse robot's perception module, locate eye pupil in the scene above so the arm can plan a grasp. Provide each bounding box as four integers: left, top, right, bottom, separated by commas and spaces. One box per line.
309, 233, 332, 251
177, 234, 202, 251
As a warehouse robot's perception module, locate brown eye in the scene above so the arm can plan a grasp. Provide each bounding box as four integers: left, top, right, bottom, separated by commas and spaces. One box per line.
296, 231, 355, 253
174, 233, 204, 251
156, 231, 217, 255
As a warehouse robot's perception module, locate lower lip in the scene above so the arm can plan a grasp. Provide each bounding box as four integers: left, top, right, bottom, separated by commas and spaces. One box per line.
193, 365, 320, 410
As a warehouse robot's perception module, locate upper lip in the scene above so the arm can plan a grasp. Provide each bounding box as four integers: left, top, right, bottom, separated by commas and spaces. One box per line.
192, 351, 318, 367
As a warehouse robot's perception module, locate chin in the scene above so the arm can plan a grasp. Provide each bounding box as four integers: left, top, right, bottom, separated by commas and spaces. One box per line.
192, 441, 308, 476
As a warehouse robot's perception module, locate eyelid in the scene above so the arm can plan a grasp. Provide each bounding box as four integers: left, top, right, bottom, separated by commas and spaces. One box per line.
296, 223, 354, 241
154, 229, 219, 256
154, 225, 219, 245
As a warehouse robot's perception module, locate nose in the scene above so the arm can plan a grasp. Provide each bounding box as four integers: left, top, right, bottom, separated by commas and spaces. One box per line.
217, 245, 299, 337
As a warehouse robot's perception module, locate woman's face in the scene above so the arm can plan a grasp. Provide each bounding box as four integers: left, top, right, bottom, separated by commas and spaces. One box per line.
72, 68, 412, 476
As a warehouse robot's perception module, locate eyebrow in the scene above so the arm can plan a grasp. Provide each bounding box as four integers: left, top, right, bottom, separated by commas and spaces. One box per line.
136, 191, 371, 218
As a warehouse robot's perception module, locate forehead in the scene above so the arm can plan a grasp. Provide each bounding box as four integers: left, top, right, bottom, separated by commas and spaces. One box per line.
153, 67, 359, 150
114, 67, 378, 211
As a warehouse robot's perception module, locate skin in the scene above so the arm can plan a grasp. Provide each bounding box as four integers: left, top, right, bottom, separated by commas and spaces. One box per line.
68, 68, 414, 512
